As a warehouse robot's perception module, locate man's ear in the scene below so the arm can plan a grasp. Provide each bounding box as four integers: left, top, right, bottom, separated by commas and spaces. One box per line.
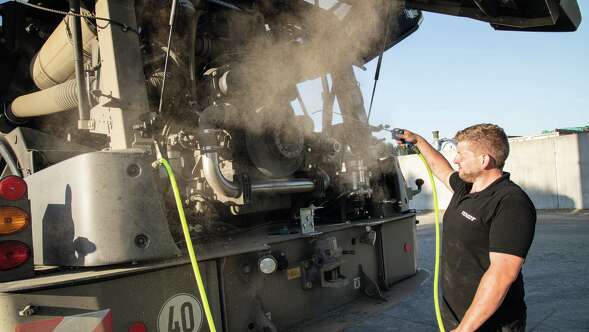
481, 154, 494, 170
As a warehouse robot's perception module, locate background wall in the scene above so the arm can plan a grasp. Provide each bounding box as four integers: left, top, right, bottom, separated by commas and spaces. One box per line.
398, 133, 589, 210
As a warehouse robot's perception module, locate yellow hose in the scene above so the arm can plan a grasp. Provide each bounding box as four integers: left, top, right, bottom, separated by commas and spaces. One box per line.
158, 159, 217, 332
417, 153, 445, 332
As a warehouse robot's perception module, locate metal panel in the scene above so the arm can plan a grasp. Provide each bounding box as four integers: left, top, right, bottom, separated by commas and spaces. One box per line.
0, 216, 417, 331
90, 0, 151, 149
25, 151, 180, 266
0, 261, 221, 332
220, 218, 416, 331
378, 216, 418, 287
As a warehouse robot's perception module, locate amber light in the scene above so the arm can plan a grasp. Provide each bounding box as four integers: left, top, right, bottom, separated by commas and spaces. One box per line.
0, 241, 30, 270
0, 176, 27, 201
0, 207, 29, 235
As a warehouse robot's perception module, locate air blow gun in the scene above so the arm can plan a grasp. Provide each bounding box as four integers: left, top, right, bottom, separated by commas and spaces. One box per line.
390, 128, 415, 150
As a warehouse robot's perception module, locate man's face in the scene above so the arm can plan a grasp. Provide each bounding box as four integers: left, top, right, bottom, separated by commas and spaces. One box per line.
453, 141, 483, 183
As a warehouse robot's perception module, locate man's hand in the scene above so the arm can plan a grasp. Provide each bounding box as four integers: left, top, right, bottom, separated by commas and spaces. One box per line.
393, 128, 454, 191
392, 128, 420, 145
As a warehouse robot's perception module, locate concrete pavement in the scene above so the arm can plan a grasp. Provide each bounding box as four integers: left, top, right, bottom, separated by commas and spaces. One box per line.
343, 211, 589, 331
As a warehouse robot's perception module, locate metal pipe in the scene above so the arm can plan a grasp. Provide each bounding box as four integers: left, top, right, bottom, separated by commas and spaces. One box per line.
157, 0, 179, 114
179, 0, 199, 100
202, 150, 241, 198
251, 179, 315, 194
201, 149, 315, 198
0, 141, 22, 177
68, 0, 90, 121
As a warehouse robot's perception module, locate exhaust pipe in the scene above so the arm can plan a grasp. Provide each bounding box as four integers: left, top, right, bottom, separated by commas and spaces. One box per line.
202, 150, 315, 199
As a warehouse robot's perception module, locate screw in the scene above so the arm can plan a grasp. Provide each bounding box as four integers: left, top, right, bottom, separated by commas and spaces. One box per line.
127, 164, 141, 177
134, 234, 149, 248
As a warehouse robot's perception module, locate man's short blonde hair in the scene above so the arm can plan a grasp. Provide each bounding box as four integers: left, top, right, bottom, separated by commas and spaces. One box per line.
455, 123, 510, 169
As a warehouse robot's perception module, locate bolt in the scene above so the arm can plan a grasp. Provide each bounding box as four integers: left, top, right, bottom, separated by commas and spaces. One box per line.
127, 164, 141, 177
241, 264, 252, 275
134, 234, 149, 248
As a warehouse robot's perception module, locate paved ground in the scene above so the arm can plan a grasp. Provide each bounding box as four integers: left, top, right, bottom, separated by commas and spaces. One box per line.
343, 211, 589, 332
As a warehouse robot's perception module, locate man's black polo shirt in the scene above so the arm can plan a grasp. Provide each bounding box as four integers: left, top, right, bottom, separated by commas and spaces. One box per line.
442, 172, 536, 330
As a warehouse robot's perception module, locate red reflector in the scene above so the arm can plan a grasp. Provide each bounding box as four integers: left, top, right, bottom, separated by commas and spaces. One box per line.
128, 322, 147, 332
403, 243, 412, 253
0, 241, 30, 270
0, 176, 28, 201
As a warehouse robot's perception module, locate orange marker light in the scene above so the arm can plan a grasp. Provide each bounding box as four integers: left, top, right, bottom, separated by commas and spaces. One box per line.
0, 207, 29, 235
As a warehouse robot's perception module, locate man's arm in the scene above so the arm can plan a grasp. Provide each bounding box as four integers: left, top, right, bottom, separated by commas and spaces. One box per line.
396, 129, 454, 191
452, 252, 524, 332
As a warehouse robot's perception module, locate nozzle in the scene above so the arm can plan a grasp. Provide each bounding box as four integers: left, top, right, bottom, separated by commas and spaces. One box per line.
391, 128, 406, 142
391, 128, 417, 153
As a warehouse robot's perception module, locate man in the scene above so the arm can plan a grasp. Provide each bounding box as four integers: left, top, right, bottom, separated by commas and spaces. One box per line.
397, 124, 536, 332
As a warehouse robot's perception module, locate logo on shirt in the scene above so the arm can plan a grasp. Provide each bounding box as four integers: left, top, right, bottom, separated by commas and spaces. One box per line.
461, 210, 477, 222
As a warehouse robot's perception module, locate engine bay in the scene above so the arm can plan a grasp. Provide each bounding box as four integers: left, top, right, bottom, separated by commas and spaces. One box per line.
0, 0, 423, 241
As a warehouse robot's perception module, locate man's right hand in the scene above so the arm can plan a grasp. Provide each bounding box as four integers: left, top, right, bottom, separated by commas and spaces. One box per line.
393, 129, 420, 145
393, 128, 455, 191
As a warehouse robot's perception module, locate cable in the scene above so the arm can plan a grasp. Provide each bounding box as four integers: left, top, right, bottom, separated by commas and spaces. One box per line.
157, 0, 179, 115
10, 0, 139, 35
367, 0, 392, 122
158, 158, 217, 332
417, 153, 445, 332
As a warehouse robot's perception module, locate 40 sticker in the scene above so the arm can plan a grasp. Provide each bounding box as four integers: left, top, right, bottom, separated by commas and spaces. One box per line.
158, 293, 204, 332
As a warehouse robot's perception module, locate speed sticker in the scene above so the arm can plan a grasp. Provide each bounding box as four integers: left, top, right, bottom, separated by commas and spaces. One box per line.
158, 293, 204, 332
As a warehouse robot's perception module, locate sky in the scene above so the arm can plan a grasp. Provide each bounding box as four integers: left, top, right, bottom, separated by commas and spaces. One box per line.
299, 2, 589, 141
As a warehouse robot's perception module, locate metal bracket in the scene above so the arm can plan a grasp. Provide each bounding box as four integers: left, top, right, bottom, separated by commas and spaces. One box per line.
131, 135, 155, 154
300, 237, 350, 290
299, 207, 316, 235
359, 265, 387, 302
18, 305, 38, 317
78, 119, 95, 130
360, 226, 377, 246
240, 173, 251, 205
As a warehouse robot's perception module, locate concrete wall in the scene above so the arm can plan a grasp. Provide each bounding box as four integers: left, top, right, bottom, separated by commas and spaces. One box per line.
398, 132, 589, 210
578, 133, 589, 208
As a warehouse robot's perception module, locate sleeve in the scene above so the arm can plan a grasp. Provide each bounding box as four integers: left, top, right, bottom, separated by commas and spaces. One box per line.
449, 171, 468, 193
489, 193, 536, 258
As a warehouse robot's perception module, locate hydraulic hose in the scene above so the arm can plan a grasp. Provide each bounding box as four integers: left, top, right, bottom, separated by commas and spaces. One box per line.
158, 158, 217, 332
417, 153, 445, 332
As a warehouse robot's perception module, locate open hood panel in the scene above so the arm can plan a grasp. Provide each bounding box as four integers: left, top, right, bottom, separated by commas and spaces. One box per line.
405, 0, 581, 31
